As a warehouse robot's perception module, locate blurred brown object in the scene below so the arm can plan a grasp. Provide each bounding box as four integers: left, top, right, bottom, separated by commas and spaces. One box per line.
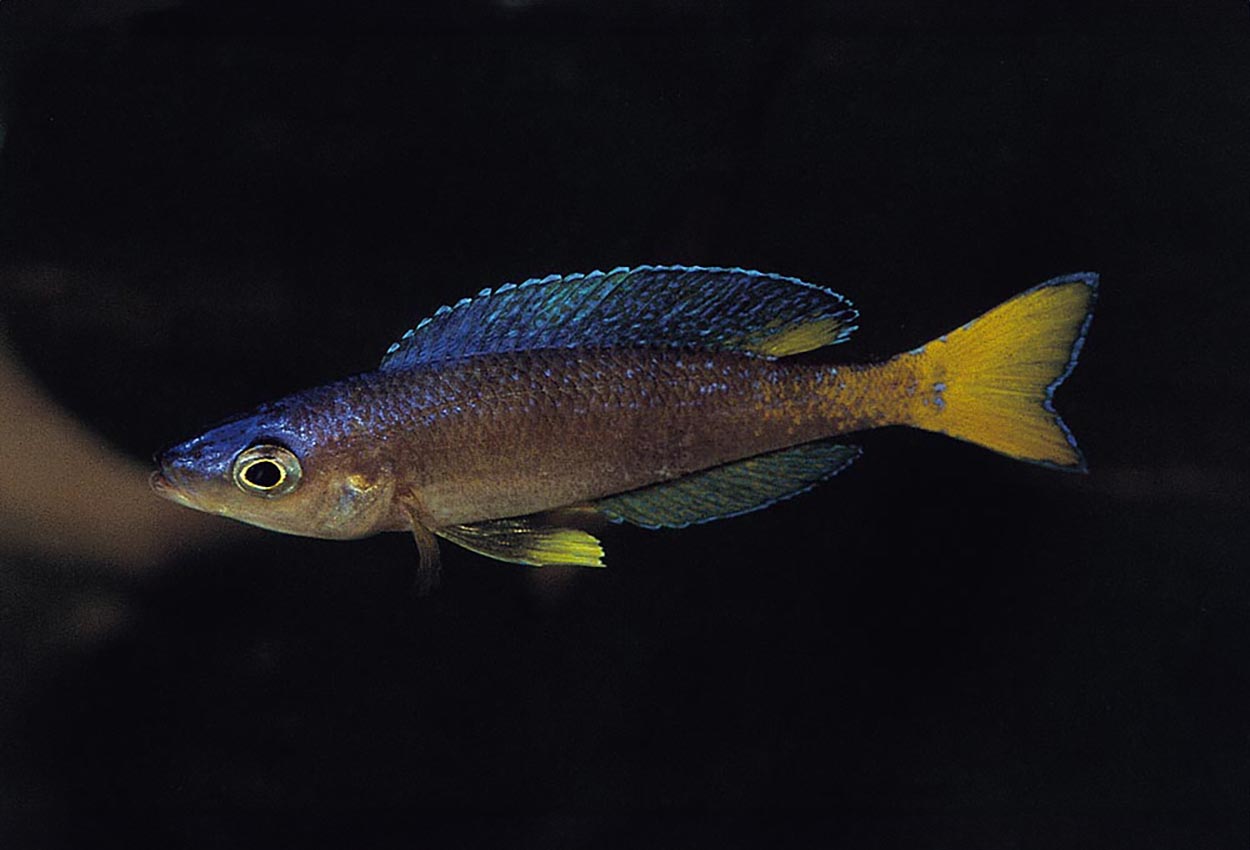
0, 325, 230, 574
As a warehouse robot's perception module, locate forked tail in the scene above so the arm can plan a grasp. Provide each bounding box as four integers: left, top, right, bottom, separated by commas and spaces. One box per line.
903, 273, 1098, 470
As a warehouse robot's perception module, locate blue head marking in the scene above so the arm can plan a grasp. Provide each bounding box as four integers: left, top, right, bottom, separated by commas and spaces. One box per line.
157, 404, 310, 486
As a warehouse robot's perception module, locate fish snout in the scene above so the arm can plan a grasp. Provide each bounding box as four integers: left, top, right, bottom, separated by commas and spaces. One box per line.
149, 455, 201, 509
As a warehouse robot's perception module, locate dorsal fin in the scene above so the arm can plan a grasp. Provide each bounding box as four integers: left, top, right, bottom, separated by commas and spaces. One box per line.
380, 265, 858, 370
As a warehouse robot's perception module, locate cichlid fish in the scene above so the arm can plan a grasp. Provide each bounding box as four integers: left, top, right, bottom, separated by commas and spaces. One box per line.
152, 266, 1097, 587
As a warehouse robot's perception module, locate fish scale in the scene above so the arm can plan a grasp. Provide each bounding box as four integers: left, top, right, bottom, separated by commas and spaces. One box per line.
152, 266, 1097, 580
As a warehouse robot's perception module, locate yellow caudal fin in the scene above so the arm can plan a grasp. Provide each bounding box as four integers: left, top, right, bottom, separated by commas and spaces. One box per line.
906, 273, 1098, 470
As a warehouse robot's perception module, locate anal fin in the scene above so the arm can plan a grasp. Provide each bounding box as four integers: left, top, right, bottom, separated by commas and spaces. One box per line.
437, 518, 606, 568
595, 441, 861, 529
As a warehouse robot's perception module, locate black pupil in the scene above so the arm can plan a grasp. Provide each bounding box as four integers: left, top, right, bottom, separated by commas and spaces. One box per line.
244, 459, 283, 488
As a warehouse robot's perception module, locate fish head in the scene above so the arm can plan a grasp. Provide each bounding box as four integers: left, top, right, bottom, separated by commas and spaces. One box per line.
151, 401, 398, 540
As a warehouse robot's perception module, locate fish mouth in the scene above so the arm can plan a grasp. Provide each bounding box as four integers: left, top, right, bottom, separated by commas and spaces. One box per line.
149, 468, 199, 510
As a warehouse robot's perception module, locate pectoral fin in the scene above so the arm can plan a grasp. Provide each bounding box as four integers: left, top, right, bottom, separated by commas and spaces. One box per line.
397, 496, 442, 594
436, 518, 606, 568
410, 520, 443, 595
595, 441, 861, 529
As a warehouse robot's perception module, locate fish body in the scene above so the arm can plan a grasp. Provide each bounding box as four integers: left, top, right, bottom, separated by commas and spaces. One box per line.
153, 266, 1098, 581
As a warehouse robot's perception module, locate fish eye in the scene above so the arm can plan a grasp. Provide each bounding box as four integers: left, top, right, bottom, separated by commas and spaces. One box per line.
232, 444, 301, 497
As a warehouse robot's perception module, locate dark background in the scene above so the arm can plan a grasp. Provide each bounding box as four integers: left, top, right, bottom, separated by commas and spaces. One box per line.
1, 1, 1247, 846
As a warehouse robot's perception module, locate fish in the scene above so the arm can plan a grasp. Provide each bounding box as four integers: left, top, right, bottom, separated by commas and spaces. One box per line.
151, 265, 1098, 588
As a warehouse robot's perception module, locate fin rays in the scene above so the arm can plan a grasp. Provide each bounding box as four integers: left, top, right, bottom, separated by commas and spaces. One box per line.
436, 518, 605, 568
905, 273, 1098, 470
596, 441, 862, 529
380, 266, 857, 369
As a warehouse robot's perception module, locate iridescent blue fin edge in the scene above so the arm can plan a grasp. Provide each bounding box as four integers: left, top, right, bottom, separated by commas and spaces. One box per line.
380, 265, 858, 369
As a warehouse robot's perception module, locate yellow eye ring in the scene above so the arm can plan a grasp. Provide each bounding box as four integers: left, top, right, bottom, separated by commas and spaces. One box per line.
232, 444, 302, 497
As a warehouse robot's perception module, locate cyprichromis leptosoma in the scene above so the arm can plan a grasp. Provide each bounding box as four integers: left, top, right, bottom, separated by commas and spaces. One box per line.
152, 266, 1097, 590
